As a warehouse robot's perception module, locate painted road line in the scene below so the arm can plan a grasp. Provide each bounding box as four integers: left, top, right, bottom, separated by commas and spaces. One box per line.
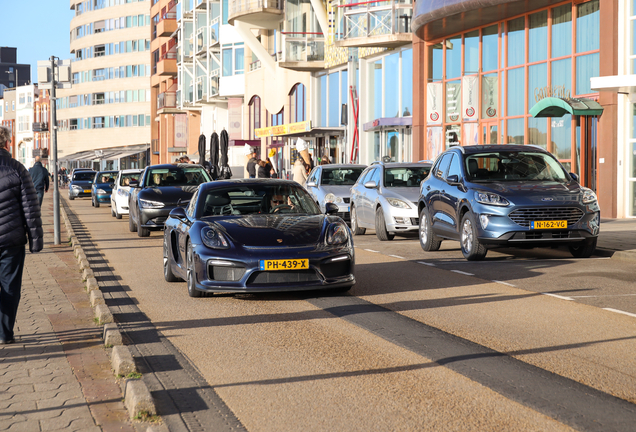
542, 293, 574, 301
417, 261, 435, 267
451, 270, 474, 276
389, 255, 405, 259
364, 249, 379, 253
493, 280, 516, 287
570, 293, 636, 298
603, 308, 636, 318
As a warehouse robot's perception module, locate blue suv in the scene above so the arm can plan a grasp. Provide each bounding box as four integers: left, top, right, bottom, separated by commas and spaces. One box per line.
417, 145, 600, 261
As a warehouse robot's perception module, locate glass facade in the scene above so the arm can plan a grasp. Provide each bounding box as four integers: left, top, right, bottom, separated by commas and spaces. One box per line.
424, 1, 600, 168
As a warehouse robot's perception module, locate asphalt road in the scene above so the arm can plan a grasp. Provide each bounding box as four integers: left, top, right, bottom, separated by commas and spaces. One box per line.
65, 196, 636, 432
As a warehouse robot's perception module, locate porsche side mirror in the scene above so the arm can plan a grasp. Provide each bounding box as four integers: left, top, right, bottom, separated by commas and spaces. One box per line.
325, 202, 339, 215
169, 206, 187, 220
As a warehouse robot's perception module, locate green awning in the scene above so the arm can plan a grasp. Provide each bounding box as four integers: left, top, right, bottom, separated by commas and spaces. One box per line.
530, 97, 604, 118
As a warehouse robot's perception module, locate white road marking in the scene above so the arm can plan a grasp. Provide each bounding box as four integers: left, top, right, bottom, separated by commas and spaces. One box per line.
603, 308, 636, 318
570, 294, 636, 298
542, 293, 574, 301
493, 280, 516, 287
364, 249, 379, 253
417, 261, 435, 266
389, 255, 405, 259
451, 270, 474, 276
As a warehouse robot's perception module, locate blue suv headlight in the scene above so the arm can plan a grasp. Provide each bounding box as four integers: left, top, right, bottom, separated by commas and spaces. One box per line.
581, 187, 597, 204
474, 191, 510, 207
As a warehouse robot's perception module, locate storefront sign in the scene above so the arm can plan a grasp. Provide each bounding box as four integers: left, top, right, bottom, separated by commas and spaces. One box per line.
445, 82, 461, 123
534, 85, 571, 103
482, 76, 498, 118
255, 120, 312, 138
462, 76, 479, 121
427, 83, 442, 124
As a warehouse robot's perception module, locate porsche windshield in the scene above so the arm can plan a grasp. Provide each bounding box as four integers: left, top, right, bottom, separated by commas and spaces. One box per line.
199, 184, 321, 217
464, 152, 569, 182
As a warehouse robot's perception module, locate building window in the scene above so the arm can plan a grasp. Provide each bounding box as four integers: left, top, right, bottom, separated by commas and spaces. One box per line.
249, 95, 261, 139
289, 83, 306, 123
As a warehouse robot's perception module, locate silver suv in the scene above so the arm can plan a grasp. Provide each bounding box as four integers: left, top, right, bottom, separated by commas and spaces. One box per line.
350, 161, 432, 241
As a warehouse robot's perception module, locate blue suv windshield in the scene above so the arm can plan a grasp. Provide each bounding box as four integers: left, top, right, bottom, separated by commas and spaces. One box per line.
464, 152, 569, 183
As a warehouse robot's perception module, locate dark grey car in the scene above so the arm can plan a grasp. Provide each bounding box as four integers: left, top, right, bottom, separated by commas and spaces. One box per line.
417, 145, 601, 260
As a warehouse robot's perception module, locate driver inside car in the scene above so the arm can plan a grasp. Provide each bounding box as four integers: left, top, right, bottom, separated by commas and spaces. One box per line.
269, 191, 296, 213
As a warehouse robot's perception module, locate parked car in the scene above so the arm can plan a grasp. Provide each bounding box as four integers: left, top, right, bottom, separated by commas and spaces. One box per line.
91, 171, 118, 208
68, 170, 97, 200
417, 145, 601, 261
128, 164, 212, 237
110, 169, 143, 219
350, 161, 432, 241
163, 179, 355, 297
305, 164, 366, 223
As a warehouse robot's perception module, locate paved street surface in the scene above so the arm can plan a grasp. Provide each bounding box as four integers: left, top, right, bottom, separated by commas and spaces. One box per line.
0, 193, 143, 432
4, 190, 636, 431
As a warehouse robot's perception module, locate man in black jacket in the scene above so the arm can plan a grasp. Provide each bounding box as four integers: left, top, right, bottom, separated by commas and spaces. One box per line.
0, 126, 43, 344
246, 148, 258, 178
29, 156, 49, 206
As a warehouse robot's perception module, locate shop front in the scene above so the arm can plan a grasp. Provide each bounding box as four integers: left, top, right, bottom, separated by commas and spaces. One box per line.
363, 117, 413, 162
411, 0, 621, 216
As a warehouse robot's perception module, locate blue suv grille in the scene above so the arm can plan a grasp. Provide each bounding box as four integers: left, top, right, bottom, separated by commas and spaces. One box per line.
509, 207, 584, 227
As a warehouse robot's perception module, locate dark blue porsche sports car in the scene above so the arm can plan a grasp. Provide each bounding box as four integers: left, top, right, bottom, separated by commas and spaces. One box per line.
163, 179, 355, 297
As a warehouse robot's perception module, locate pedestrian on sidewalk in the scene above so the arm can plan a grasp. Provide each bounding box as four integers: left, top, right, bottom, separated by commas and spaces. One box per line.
29, 156, 49, 206
0, 126, 43, 345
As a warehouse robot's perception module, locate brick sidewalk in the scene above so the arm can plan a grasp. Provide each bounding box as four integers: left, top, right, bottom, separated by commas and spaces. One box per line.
0, 192, 141, 432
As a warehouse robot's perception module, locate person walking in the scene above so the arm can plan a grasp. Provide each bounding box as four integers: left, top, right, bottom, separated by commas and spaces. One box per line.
246, 148, 258, 179
257, 160, 271, 178
293, 158, 308, 186
28, 156, 49, 206
0, 126, 43, 345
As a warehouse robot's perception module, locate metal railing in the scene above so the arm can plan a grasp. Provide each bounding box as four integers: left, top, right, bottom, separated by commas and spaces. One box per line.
336, 0, 412, 41
158, 92, 177, 109
229, 0, 283, 17
249, 60, 261, 71
282, 33, 325, 62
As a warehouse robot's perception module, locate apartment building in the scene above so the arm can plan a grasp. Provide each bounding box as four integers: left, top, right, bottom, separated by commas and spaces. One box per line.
0, 47, 31, 97
15, 85, 37, 167
0, 89, 16, 158
57, 0, 152, 170
33, 89, 51, 169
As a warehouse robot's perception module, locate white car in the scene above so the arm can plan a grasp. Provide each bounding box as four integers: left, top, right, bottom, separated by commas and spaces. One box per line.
110, 169, 143, 219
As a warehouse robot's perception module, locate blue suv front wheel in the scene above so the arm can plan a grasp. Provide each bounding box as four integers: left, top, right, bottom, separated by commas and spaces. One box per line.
460, 212, 488, 261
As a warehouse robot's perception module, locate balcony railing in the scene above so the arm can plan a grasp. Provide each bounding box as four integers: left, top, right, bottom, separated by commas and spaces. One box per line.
210, 70, 219, 97
249, 60, 261, 71
282, 33, 325, 62
229, 0, 284, 18
157, 91, 177, 110
336, 0, 412, 43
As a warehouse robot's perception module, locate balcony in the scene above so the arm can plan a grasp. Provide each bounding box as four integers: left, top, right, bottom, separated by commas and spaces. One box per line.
228, 0, 284, 28
157, 91, 178, 112
157, 17, 177, 37
32, 122, 49, 132
279, 33, 325, 71
158, 51, 178, 76
334, 0, 413, 48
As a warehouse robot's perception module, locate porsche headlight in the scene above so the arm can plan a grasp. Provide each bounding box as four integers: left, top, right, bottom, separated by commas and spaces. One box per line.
326, 222, 349, 245
325, 193, 343, 204
386, 198, 411, 209
581, 187, 597, 204
201, 226, 229, 249
474, 191, 510, 207
139, 199, 165, 209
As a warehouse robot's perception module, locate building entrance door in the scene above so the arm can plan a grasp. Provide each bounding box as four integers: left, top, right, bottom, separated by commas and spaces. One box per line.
578, 116, 599, 192
482, 122, 498, 144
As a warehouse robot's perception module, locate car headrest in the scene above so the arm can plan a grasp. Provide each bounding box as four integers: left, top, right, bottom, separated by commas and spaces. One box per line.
385, 173, 394, 186
468, 159, 478, 177
206, 192, 231, 207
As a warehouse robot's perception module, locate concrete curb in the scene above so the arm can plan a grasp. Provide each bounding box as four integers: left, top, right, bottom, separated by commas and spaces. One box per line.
60, 202, 160, 429
124, 379, 157, 419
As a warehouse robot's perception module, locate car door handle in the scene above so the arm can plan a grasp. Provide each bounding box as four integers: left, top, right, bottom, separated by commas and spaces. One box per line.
426, 186, 431, 191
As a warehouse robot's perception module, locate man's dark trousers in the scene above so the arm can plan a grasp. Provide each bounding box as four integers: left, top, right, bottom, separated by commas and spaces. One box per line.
36, 190, 44, 206
0, 245, 26, 342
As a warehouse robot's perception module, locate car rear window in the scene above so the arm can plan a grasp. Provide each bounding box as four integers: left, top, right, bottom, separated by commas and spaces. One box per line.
321, 168, 365, 186
73, 172, 95, 181
384, 167, 431, 187
147, 167, 211, 187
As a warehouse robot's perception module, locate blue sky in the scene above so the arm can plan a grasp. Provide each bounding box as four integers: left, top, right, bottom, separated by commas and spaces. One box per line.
0, 1, 75, 83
